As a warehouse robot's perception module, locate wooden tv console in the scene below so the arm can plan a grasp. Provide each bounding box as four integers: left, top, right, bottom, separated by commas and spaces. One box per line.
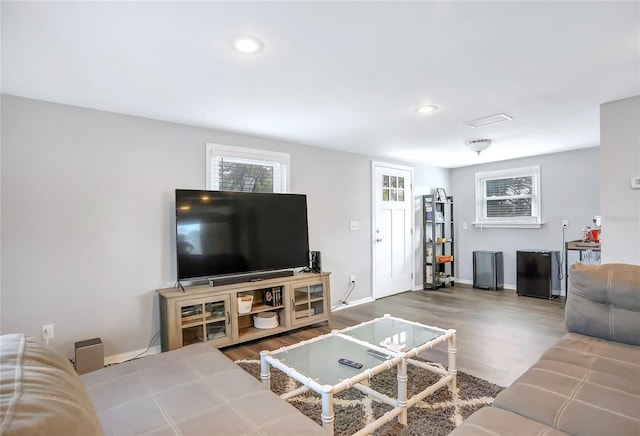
157, 272, 331, 351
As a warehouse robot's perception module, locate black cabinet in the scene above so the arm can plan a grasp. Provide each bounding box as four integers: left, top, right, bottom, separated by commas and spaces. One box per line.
473, 251, 504, 290
516, 250, 560, 299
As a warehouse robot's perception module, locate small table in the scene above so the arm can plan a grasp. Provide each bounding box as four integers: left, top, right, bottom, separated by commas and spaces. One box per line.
260, 314, 457, 435
564, 240, 601, 295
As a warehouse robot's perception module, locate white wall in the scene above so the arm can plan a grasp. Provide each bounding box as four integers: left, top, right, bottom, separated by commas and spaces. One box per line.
450, 148, 601, 291
600, 95, 640, 264
0, 95, 448, 359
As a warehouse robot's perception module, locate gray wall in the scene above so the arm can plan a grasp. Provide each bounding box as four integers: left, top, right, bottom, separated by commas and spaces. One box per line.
450, 147, 601, 291
600, 96, 640, 264
0, 95, 449, 360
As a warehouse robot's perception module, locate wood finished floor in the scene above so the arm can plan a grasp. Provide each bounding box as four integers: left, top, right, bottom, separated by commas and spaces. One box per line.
221, 285, 567, 387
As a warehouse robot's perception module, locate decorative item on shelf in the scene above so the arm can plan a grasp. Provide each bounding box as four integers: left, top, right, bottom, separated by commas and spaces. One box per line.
426, 208, 433, 221
436, 188, 447, 201
254, 311, 279, 329
206, 325, 226, 340
264, 287, 282, 306
237, 295, 253, 314
437, 255, 454, 263
435, 211, 445, 223
465, 139, 492, 155
436, 237, 447, 243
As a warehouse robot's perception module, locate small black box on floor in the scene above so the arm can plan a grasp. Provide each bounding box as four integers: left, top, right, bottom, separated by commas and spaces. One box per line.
75, 337, 104, 375
473, 251, 504, 290
516, 250, 560, 299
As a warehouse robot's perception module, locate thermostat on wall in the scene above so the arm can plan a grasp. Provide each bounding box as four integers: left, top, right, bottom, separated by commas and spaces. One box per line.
631, 177, 640, 189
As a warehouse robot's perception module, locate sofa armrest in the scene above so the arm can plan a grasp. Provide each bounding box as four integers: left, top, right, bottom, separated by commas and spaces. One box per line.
0, 334, 103, 435
566, 263, 640, 346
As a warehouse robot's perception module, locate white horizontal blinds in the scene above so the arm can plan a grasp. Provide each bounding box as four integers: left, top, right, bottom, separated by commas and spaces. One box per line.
484, 175, 536, 218
215, 156, 279, 193
207, 144, 290, 193
475, 166, 541, 226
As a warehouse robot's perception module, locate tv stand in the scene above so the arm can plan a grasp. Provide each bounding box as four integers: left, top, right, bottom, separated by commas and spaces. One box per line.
208, 270, 295, 287
158, 272, 330, 351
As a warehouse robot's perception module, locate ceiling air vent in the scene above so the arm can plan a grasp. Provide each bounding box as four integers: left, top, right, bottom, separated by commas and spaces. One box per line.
466, 113, 513, 128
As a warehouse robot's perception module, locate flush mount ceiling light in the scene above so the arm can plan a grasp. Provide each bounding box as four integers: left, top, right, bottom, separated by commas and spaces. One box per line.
232, 36, 265, 54
465, 139, 492, 155
416, 104, 438, 114
466, 113, 513, 128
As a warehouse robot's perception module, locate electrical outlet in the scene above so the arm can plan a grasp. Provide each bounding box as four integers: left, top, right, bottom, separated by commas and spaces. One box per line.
350, 275, 356, 283
562, 220, 569, 227
42, 324, 54, 341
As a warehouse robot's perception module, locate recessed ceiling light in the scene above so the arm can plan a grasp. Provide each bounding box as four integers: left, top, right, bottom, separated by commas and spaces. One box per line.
232, 36, 265, 54
416, 105, 438, 114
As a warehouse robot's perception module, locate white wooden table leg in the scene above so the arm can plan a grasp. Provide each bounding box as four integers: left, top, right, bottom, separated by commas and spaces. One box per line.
260, 350, 271, 389
397, 357, 408, 425
447, 330, 457, 392
321, 384, 335, 435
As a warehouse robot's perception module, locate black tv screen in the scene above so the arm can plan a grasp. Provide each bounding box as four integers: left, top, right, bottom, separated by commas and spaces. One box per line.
175, 190, 310, 281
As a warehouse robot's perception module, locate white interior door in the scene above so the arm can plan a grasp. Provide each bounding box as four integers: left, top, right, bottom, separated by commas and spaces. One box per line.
372, 163, 414, 299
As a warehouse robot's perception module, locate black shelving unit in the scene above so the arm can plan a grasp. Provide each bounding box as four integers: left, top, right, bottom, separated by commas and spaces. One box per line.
422, 194, 455, 289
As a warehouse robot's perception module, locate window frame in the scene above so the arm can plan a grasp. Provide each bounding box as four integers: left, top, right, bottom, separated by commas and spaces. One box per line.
206, 143, 290, 193
474, 166, 542, 228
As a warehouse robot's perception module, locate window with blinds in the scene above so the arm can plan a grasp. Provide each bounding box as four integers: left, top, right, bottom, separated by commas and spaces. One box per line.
206, 144, 290, 193
475, 166, 541, 228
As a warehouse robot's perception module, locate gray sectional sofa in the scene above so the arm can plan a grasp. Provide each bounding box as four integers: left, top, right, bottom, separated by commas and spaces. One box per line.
0, 334, 324, 435
451, 263, 640, 436
2, 263, 638, 436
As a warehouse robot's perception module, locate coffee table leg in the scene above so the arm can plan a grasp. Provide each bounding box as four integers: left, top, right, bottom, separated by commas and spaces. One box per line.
321, 385, 335, 435
397, 358, 408, 425
447, 330, 457, 392
260, 350, 271, 389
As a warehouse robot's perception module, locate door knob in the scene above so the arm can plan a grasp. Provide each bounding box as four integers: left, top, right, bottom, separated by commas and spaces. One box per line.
376, 238, 383, 242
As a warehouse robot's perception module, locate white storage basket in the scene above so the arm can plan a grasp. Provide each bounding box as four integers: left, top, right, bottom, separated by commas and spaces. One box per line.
237, 295, 253, 314
253, 312, 278, 329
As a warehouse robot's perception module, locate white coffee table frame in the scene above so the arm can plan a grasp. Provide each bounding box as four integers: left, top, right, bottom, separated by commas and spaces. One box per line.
260, 314, 457, 435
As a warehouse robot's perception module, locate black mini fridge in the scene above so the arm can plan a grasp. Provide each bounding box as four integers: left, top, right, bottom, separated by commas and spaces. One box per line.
516, 250, 560, 299
473, 251, 504, 290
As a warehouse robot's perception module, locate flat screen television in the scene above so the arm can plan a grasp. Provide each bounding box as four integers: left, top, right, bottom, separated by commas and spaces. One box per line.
175, 189, 310, 282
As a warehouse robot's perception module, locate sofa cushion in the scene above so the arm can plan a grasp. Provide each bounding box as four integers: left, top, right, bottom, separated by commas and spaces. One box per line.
566, 263, 640, 346
0, 334, 103, 436
448, 406, 569, 436
493, 332, 640, 436
81, 342, 324, 436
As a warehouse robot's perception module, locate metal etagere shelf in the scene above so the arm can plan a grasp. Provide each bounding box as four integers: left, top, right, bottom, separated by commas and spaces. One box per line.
423, 194, 455, 289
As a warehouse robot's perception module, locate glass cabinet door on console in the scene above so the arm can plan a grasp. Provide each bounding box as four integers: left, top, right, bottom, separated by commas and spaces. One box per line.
176, 295, 232, 348
291, 281, 326, 325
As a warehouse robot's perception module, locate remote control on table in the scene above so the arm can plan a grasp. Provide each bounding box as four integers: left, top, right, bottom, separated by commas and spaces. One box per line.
366, 349, 390, 360
338, 358, 363, 369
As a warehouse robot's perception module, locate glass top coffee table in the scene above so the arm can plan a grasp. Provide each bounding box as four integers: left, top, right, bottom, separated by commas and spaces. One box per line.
260, 314, 457, 435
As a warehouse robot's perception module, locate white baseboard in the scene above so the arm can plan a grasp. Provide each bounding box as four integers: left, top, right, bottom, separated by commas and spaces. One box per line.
105, 344, 162, 366
415, 278, 519, 291
331, 296, 375, 311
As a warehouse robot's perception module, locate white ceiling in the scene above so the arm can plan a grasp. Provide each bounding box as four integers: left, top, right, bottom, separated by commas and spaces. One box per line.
2, 1, 639, 168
